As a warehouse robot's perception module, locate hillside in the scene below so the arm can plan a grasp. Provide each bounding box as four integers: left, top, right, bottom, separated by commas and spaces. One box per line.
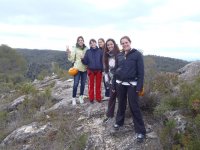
0, 45, 27, 93
16, 49, 189, 78
16, 48, 70, 80
144, 55, 189, 72
16, 48, 68, 67
0, 46, 189, 83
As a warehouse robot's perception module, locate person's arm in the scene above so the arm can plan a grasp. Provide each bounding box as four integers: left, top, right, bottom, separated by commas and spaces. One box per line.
66, 46, 76, 62
136, 52, 144, 92
111, 55, 118, 92
81, 50, 89, 65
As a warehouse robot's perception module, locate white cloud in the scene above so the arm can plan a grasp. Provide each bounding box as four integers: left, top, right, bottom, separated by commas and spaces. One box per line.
0, 0, 200, 60
0, 23, 123, 50
81, 0, 129, 10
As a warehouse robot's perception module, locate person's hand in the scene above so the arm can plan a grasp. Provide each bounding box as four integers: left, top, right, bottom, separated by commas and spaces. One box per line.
138, 88, 144, 96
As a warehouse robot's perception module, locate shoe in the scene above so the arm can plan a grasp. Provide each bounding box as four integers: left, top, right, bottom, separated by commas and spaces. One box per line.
136, 133, 145, 143
79, 95, 84, 104
102, 97, 109, 101
90, 100, 94, 104
113, 124, 120, 130
72, 98, 76, 106
97, 100, 102, 103
103, 117, 110, 123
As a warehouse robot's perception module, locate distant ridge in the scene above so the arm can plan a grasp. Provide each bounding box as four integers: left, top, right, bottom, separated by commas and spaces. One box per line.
145, 55, 189, 72
15, 48, 189, 79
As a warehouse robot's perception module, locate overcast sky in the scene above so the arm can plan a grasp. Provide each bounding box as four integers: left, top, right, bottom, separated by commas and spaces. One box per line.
0, 0, 200, 61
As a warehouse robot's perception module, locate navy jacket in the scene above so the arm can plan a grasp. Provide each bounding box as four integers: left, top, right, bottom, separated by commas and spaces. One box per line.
82, 47, 103, 71
113, 49, 144, 91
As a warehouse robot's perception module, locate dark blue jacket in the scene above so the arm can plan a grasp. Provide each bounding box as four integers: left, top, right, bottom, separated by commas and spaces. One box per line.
113, 49, 144, 91
82, 47, 103, 71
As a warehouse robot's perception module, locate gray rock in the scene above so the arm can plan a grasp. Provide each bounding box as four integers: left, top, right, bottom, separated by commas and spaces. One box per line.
164, 110, 187, 133
1, 122, 57, 147
178, 61, 200, 81
51, 79, 73, 102
7, 95, 26, 111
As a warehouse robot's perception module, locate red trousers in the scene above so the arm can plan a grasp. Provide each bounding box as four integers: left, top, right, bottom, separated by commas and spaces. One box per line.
87, 69, 102, 102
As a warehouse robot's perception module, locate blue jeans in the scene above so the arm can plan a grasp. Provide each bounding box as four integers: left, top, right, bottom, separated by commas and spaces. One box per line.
72, 71, 87, 98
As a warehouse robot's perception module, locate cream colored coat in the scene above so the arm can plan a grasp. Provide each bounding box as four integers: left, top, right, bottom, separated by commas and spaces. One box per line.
68, 46, 88, 72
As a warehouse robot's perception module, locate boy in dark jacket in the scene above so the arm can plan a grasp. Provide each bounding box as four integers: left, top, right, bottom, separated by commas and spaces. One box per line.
82, 39, 103, 103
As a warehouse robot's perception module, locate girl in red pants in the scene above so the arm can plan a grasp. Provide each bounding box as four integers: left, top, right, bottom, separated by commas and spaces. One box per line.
82, 39, 103, 103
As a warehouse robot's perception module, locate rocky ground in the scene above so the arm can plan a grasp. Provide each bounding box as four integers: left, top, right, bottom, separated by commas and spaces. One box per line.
0, 75, 162, 150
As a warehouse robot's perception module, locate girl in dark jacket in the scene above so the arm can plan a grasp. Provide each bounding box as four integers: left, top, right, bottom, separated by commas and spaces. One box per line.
103, 39, 120, 123
113, 36, 146, 143
82, 39, 103, 103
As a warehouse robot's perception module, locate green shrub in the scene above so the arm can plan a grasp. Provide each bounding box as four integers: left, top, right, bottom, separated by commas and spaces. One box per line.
0, 110, 8, 129
140, 93, 158, 113
19, 82, 37, 95
69, 133, 88, 150
0, 82, 14, 93
165, 96, 182, 110
194, 114, 200, 129
154, 103, 171, 118
154, 96, 181, 118
160, 119, 176, 150
52, 62, 71, 80
37, 69, 49, 80
152, 72, 178, 94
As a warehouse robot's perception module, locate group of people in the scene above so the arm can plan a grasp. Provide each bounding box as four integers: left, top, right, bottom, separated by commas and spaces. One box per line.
66, 36, 146, 142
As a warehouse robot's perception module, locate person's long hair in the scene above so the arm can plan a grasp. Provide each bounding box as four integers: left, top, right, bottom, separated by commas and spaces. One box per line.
104, 38, 120, 73
76, 36, 86, 50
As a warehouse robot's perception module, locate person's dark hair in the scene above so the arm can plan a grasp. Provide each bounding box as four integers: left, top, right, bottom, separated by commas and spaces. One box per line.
120, 36, 131, 44
76, 36, 86, 49
104, 38, 120, 73
89, 39, 96, 44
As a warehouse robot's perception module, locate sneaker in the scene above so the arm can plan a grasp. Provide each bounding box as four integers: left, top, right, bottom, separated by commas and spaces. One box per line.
72, 98, 76, 106
136, 133, 145, 143
113, 124, 120, 130
79, 95, 84, 104
102, 97, 109, 101
90, 100, 94, 104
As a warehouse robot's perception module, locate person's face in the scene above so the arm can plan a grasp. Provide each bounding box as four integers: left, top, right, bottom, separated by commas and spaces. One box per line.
98, 40, 104, 48
121, 38, 131, 51
90, 41, 97, 49
78, 38, 84, 47
106, 41, 114, 52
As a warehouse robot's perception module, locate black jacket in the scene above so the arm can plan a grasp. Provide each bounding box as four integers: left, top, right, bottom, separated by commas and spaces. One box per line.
113, 48, 144, 91
82, 47, 103, 71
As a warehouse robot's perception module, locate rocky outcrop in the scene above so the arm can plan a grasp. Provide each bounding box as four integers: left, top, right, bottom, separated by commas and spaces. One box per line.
178, 61, 200, 81
32, 75, 59, 90
1, 122, 57, 147
7, 95, 30, 112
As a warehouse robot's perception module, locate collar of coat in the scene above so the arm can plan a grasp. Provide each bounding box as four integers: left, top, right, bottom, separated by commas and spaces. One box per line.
90, 46, 99, 51
122, 48, 137, 57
